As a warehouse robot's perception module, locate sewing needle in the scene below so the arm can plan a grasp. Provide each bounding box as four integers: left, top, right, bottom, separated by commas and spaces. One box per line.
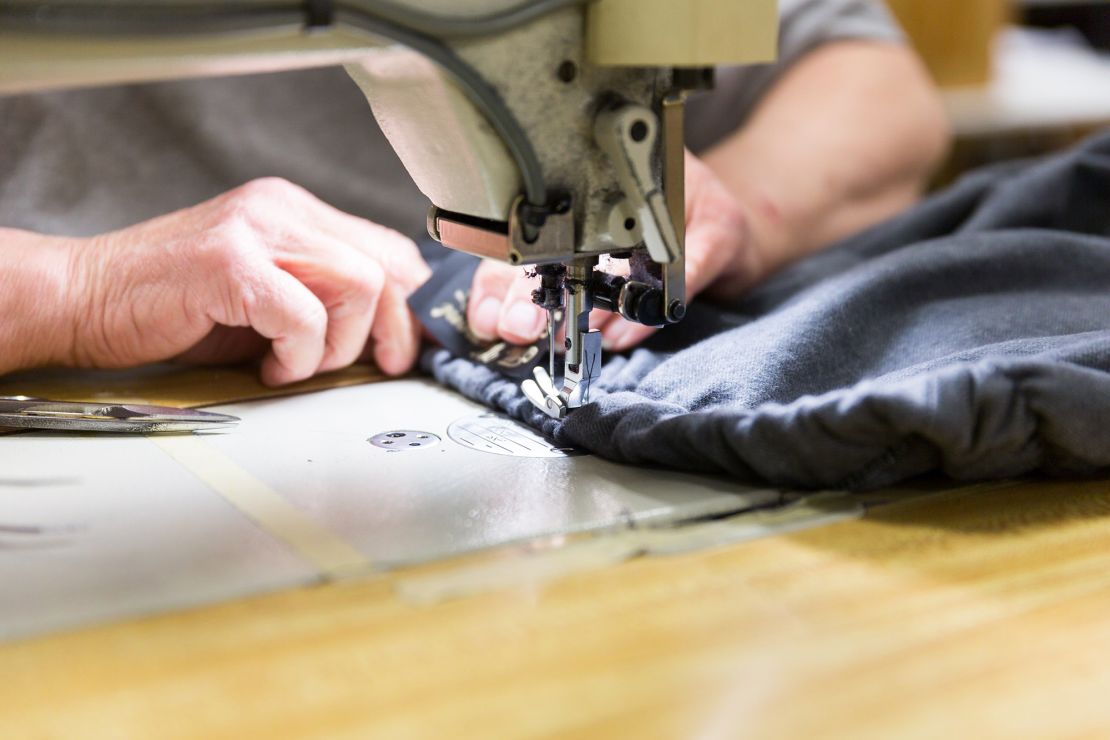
547, 309, 558, 382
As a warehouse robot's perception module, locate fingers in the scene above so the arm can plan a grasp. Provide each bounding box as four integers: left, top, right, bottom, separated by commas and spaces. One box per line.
496, 270, 545, 344
223, 181, 425, 378
367, 282, 422, 376
601, 318, 657, 352
252, 244, 418, 380
81, 179, 431, 384
282, 189, 432, 372
276, 241, 388, 374
237, 177, 433, 293
241, 266, 329, 386
467, 262, 546, 345
321, 260, 385, 374
467, 261, 517, 341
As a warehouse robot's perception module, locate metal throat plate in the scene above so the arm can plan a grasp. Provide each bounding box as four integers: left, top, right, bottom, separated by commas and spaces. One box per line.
447, 414, 578, 458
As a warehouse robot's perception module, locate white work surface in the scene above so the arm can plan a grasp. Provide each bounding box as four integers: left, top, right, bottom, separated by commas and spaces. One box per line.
0, 379, 780, 641
945, 27, 1110, 136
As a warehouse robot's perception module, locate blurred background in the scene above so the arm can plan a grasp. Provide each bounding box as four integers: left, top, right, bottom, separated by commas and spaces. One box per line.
885, 0, 1110, 181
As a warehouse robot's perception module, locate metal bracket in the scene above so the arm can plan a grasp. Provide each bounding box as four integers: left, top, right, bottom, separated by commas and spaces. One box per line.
661, 92, 687, 323
508, 196, 576, 266
594, 104, 682, 266
429, 196, 575, 266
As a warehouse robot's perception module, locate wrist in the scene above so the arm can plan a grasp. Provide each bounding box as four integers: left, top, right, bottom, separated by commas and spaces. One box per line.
728, 183, 793, 278
700, 147, 802, 284
698, 186, 782, 301
0, 229, 84, 373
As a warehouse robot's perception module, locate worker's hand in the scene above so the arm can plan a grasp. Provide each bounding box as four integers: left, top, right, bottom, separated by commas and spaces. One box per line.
466, 151, 765, 351
63, 178, 431, 385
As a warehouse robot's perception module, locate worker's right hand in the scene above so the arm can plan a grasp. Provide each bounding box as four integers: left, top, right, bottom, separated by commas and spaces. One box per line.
45, 178, 430, 385
465, 150, 765, 351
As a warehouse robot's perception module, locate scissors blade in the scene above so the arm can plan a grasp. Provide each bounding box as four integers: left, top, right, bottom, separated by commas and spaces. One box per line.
110, 404, 240, 428
0, 398, 239, 433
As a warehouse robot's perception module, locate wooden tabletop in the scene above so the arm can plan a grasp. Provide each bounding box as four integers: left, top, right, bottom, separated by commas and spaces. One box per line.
4, 476, 1110, 739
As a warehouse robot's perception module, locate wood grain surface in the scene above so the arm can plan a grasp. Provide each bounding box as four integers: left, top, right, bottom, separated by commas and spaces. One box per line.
0, 363, 387, 434
0, 362, 386, 409
4, 475, 1110, 738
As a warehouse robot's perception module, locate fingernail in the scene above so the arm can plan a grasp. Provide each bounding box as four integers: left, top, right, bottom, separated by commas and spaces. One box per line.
471, 296, 501, 340
502, 301, 544, 342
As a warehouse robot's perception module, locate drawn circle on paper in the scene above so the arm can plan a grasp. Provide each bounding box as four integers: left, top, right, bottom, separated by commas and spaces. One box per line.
447, 414, 583, 458
368, 430, 441, 451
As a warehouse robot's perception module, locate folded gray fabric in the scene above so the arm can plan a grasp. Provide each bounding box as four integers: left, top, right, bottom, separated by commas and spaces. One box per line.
423, 131, 1110, 490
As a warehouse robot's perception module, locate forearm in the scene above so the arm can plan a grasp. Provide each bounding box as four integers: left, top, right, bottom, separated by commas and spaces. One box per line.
702, 41, 951, 277
0, 229, 78, 375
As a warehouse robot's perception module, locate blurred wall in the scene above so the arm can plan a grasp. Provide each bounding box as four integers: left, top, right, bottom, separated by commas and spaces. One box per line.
885, 0, 1010, 87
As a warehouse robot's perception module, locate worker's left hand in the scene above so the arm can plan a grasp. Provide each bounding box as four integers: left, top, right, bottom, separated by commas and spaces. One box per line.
54, 178, 432, 385
465, 150, 766, 351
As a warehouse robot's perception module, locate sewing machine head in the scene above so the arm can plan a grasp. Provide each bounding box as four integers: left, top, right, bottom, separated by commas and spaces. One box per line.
345, 0, 777, 417
0, 0, 777, 417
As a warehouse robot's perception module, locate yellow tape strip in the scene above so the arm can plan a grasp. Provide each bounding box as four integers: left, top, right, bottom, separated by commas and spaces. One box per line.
151, 436, 370, 579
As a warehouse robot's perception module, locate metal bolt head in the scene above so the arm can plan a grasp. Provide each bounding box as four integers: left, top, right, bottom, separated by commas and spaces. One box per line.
629, 119, 649, 142
556, 60, 578, 83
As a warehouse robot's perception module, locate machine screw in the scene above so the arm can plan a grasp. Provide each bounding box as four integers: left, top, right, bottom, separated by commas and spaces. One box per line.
668, 300, 687, 321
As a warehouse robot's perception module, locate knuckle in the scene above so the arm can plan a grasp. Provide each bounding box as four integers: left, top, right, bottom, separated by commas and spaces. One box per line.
349, 257, 386, 301
218, 178, 305, 221
196, 221, 255, 275
471, 261, 495, 287
292, 299, 328, 335
394, 236, 426, 273
376, 230, 420, 273
473, 261, 512, 291
237, 176, 300, 201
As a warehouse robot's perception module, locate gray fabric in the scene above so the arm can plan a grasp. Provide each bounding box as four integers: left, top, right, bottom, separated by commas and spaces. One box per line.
687, 0, 904, 153
424, 131, 1110, 490
0, 67, 428, 237
0, 2, 898, 236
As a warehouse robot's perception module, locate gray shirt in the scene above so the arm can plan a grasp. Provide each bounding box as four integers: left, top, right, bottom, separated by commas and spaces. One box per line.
0, 0, 902, 239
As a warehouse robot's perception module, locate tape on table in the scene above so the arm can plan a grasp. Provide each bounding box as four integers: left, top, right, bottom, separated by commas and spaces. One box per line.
151, 435, 370, 579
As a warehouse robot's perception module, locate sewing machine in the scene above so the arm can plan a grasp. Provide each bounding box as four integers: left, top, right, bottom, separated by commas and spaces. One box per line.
0, 0, 777, 417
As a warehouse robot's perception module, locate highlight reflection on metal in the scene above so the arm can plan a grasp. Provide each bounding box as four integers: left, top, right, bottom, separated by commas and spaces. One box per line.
447, 414, 581, 458
0, 522, 84, 551
368, 430, 441, 451
0, 395, 239, 433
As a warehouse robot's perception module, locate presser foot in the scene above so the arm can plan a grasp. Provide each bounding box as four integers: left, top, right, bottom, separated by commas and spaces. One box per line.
521, 366, 568, 420
521, 328, 602, 421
